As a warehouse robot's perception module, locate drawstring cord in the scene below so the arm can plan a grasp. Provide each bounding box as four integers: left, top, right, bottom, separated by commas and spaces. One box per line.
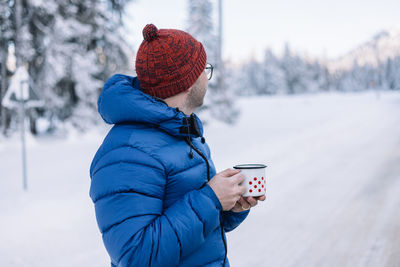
185, 136, 194, 159
185, 119, 194, 158
182, 113, 205, 158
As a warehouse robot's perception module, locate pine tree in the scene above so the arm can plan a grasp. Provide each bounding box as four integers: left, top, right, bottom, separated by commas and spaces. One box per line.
0, 0, 14, 134
186, 0, 239, 124
186, 0, 217, 66
280, 44, 309, 94
1, 0, 134, 135
261, 49, 286, 95
384, 57, 400, 90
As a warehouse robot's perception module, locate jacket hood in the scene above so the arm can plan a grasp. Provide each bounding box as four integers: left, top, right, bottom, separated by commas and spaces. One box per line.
97, 74, 204, 138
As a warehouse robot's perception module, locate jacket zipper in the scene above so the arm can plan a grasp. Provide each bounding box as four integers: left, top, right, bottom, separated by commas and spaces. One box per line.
184, 137, 227, 266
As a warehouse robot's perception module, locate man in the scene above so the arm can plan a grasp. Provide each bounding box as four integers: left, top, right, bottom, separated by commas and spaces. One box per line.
89, 24, 265, 267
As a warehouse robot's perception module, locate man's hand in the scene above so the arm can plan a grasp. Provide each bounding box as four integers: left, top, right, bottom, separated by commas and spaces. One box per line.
208, 168, 247, 211
231, 195, 266, 212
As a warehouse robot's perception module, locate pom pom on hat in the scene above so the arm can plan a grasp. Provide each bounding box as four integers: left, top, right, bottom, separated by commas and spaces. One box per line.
142, 24, 159, 42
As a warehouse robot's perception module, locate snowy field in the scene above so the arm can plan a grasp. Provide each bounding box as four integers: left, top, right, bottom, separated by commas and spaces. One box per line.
1, 91, 400, 267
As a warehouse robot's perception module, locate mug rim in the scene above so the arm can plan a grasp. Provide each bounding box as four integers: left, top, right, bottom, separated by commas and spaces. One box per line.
233, 164, 267, 169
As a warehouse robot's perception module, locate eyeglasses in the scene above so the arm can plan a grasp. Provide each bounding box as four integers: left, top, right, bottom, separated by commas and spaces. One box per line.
205, 63, 213, 80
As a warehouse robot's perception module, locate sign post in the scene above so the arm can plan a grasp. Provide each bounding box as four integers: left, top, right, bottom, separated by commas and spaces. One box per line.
1, 66, 44, 191
20, 80, 28, 190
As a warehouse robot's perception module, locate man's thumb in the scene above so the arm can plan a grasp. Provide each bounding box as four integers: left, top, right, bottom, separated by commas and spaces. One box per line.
220, 168, 240, 177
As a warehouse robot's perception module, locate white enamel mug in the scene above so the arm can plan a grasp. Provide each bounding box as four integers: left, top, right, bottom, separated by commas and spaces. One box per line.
233, 164, 267, 197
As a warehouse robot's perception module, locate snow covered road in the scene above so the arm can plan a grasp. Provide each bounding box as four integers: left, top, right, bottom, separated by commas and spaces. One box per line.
212, 92, 400, 267
0, 91, 399, 266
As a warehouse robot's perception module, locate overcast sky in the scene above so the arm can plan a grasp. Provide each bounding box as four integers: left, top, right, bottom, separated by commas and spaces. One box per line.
124, 0, 400, 63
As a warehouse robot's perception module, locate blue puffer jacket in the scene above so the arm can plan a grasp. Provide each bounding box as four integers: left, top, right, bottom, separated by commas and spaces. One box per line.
89, 74, 250, 267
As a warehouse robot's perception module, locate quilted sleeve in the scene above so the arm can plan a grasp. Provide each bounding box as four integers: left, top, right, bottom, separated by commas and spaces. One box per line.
221, 210, 250, 233
89, 146, 222, 267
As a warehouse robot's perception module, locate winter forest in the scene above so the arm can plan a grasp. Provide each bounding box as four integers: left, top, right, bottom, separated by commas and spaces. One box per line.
1, 1, 400, 266
1, 0, 400, 137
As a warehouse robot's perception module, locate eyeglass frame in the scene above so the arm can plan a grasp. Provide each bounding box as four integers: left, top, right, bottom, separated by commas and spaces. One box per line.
205, 63, 213, 80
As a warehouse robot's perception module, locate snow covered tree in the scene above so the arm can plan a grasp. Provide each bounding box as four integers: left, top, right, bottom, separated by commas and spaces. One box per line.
243, 58, 264, 95
233, 47, 328, 96
186, 0, 217, 61
0, 0, 13, 134
238, 54, 283, 96
29, 0, 133, 133
1, 0, 134, 135
186, 0, 239, 124
302, 60, 329, 93
280, 44, 309, 94
384, 57, 400, 90
260, 49, 286, 95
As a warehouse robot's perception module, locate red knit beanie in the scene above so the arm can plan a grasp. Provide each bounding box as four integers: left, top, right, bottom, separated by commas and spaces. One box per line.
135, 24, 207, 99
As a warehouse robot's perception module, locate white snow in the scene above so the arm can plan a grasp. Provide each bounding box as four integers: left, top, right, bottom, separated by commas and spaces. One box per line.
1, 91, 399, 266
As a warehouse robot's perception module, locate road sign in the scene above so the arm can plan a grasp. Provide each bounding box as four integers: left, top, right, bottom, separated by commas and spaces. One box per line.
1, 66, 45, 191
1, 66, 44, 109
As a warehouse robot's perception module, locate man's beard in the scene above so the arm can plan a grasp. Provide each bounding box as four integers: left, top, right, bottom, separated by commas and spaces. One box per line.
185, 82, 206, 110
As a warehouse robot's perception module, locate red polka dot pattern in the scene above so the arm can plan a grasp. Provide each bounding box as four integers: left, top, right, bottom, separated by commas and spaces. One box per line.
246, 175, 266, 195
